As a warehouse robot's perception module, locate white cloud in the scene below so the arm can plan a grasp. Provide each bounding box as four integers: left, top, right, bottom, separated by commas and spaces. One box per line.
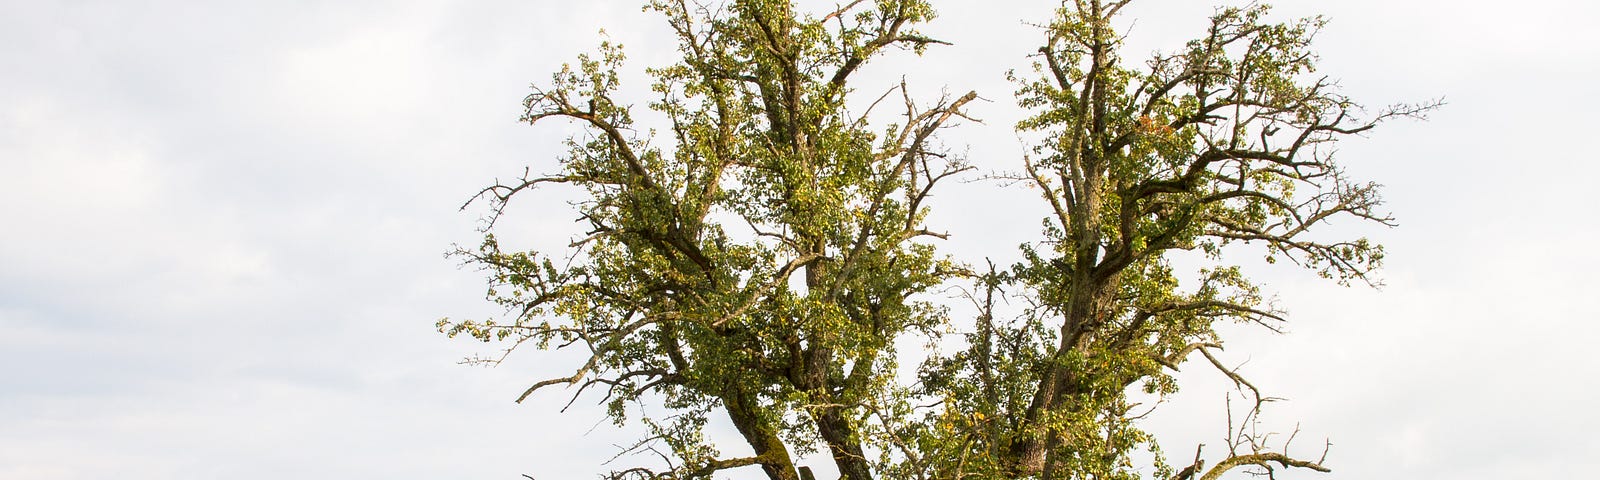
2, 1, 1596, 479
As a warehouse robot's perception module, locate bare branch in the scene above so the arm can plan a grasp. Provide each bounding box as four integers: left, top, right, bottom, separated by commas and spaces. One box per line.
1198, 452, 1330, 480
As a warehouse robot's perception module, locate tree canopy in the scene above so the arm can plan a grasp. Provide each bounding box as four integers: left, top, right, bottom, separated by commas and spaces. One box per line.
440, 1, 1431, 479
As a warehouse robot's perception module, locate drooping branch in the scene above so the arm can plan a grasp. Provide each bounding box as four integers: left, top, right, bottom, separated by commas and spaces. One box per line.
1197, 452, 1329, 480
516, 313, 679, 403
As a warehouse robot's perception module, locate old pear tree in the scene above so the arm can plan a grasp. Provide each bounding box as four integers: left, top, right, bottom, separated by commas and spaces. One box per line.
441, 1, 1431, 479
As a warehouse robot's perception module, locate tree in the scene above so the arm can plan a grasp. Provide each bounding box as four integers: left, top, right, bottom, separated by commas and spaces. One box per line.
442, 1, 1431, 479
444, 1, 975, 478
921, 2, 1433, 479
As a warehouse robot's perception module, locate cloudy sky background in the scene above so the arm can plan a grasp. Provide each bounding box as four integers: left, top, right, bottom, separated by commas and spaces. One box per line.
3, 0, 1597, 479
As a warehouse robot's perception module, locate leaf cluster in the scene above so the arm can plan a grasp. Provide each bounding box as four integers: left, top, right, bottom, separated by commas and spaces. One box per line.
443, 1, 1432, 479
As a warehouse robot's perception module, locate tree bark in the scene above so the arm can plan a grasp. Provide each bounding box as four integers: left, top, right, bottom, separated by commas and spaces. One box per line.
723, 386, 800, 480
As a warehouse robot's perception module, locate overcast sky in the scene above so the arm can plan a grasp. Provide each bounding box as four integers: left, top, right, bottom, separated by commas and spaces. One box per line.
3, 1, 1597, 479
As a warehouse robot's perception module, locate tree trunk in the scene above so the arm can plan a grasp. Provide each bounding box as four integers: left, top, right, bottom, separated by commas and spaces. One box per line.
816, 408, 874, 480
723, 386, 800, 480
